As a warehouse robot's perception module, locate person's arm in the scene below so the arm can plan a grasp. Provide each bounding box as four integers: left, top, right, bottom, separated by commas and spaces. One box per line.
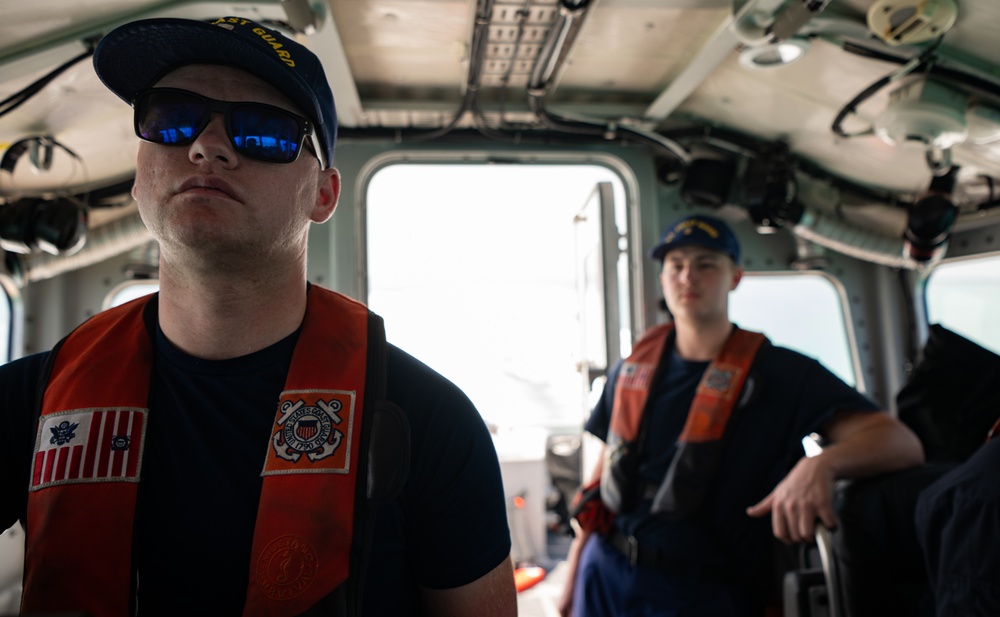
557, 444, 606, 617
747, 410, 925, 543
558, 524, 593, 617
557, 362, 620, 616
418, 555, 517, 616
0, 354, 46, 531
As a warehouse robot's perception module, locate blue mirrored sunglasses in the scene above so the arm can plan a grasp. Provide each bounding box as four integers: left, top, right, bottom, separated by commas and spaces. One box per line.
132, 88, 325, 168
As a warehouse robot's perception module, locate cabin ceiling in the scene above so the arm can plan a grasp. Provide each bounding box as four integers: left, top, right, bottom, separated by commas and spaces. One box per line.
1, 0, 1000, 229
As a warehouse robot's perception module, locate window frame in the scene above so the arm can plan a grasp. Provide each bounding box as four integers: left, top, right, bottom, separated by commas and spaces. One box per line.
730, 270, 863, 390
103, 279, 160, 311
923, 251, 1000, 356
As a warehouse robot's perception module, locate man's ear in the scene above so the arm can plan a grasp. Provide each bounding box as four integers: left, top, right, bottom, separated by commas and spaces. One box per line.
312, 167, 341, 224
731, 266, 744, 291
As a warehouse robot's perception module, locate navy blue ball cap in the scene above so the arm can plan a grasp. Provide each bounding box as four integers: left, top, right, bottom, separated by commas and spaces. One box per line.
649, 214, 741, 263
92, 16, 337, 168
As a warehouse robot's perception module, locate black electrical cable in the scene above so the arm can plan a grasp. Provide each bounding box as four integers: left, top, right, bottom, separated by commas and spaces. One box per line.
830, 37, 943, 139
76, 177, 136, 208
471, 95, 513, 142
660, 123, 915, 209
405, 0, 494, 142
830, 73, 895, 138
840, 40, 912, 65
840, 39, 1000, 101
0, 47, 94, 119
473, 0, 536, 140
978, 175, 997, 212
396, 0, 689, 162
527, 92, 690, 163
973, 174, 1000, 212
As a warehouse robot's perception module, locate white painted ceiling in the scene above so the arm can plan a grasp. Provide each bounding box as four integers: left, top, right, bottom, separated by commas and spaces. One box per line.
1, 0, 999, 226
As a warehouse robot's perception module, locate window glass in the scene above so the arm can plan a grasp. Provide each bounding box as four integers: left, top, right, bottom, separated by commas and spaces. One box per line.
730, 273, 857, 387
926, 254, 1000, 355
104, 280, 159, 310
366, 163, 626, 435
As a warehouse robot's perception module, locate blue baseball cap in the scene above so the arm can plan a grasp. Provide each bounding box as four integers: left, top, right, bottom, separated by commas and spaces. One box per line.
93, 16, 337, 168
649, 214, 741, 263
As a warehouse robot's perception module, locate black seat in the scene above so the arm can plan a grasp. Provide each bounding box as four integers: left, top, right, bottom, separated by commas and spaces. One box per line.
897, 324, 1000, 464
784, 324, 998, 617
831, 465, 956, 617
784, 464, 957, 617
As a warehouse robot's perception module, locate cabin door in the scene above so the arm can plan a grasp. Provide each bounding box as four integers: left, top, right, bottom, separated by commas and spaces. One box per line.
572, 181, 628, 479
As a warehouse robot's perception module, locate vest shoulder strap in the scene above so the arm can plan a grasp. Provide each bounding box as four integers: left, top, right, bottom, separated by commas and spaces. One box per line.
30, 295, 158, 446
30, 296, 410, 617
342, 310, 410, 616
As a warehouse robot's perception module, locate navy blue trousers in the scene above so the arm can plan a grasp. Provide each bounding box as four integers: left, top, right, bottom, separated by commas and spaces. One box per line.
573, 533, 751, 617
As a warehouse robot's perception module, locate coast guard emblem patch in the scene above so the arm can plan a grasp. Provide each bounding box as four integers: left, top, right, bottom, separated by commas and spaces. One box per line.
264, 390, 355, 475
698, 363, 743, 400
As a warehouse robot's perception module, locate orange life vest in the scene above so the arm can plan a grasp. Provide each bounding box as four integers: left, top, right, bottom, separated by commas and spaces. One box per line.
23, 286, 377, 617
601, 323, 767, 518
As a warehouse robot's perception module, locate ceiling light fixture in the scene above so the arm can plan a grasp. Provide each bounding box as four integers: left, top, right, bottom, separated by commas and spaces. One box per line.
738, 38, 810, 69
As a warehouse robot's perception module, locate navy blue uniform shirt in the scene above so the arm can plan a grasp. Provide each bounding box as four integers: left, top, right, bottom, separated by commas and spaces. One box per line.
916, 437, 1000, 614
586, 337, 879, 575
1, 327, 511, 616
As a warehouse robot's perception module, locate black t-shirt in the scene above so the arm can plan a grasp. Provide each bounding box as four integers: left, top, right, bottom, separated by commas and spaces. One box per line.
1, 326, 511, 615
585, 338, 879, 574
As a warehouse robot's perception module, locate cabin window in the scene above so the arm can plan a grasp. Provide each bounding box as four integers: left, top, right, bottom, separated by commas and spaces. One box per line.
366, 163, 627, 438
730, 273, 857, 387
926, 254, 1000, 355
104, 280, 160, 310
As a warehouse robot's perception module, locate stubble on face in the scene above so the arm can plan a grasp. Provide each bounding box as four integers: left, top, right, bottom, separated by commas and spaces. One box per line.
131, 65, 320, 274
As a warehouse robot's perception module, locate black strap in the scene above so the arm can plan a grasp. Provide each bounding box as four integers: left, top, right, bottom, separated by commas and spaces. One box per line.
362, 312, 410, 506
342, 311, 410, 617
605, 526, 735, 583
25, 328, 67, 527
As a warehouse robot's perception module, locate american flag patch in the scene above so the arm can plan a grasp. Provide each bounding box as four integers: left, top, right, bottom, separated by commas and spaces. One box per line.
31, 408, 147, 490
618, 362, 655, 391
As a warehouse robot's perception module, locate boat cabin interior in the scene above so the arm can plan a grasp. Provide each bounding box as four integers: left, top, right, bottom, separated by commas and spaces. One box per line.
2, 0, 999, 614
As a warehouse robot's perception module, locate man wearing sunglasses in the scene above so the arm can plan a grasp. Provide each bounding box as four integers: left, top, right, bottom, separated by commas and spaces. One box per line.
2, 16, 516, 617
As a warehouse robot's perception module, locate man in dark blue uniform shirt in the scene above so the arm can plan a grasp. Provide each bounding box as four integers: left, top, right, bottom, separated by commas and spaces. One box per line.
916, 433, 1000, 615
558, 214, 925, 617
0, 15, 515, 617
